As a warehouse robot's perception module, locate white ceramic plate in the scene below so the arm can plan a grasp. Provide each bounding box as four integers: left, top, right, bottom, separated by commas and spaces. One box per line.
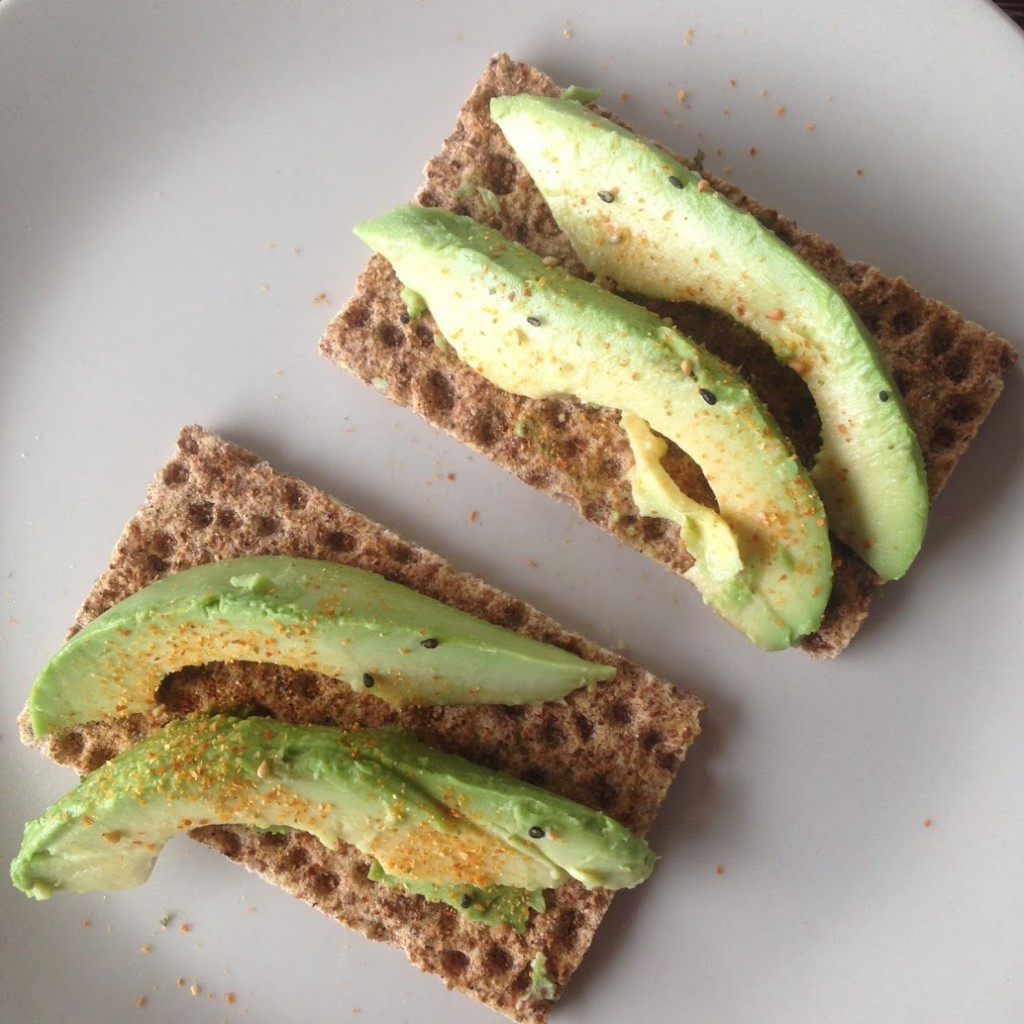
2, 2, 1021, 1022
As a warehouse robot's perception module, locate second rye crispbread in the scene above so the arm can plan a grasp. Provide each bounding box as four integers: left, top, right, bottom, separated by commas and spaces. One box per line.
321, 53, 1018, 656
21, 425, 703, 1024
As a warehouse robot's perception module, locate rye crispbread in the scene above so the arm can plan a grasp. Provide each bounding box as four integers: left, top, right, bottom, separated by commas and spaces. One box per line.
320, 53, 1019, 656
19, 425, 703, 1024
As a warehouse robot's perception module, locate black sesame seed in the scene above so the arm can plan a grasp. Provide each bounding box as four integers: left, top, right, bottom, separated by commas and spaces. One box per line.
459, 893, 474, 909
526, 315, 541, 327
399, 312, 410, 324
420, 637, 440, 649
878, 390, 890, 402
699, 387, 718, 405
668, 174, 685, 189
362, 673, 375, 688
597, 190, 615, 203
528, 826, 546, 839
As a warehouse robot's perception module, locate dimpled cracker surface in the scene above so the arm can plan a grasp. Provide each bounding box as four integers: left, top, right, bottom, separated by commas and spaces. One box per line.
20, 425, 703, 1024
320, 53, 1018, 656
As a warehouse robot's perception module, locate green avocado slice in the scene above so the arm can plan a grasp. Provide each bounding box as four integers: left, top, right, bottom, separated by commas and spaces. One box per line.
11, 715, 655, 931
491, 92, 928, 581
27, 556, 614, 738
355, 205, 832, 650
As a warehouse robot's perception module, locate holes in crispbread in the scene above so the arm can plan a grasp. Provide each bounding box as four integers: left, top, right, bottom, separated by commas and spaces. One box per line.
161, 460, 189, 487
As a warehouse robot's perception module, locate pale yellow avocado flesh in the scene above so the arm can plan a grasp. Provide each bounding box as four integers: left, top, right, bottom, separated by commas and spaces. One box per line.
491, 93, 928, 581
356, 206, 832, 650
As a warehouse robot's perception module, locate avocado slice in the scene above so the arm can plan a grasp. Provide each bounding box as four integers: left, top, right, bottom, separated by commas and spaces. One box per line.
490, 93, 928, 581
27, 556, 614, 738
355, 205, 832, 650
11, 715, 655, 930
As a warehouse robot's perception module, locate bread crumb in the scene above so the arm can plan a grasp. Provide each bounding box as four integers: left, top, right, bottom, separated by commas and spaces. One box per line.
775, 105, 786, 117
715, 864, 725, 876
855, 167, 865, 177
176, 979, 185, 988
562, 19, 572, 39
683, 27, 695, 45
226, 993, 237, 1005
620, 91, 630, 102
140, 944, 152, 954
179, 923, 192, 934
136, 995, 147, 1009
312, 292, 328, 304
748, 146, 758, 157
82, 919, 91, 928
468, 510, 479, 523
923, 818, 933, 828
446, 472, 456, 481
677, 89, 687, 103
191, 983, 202, 996
805, 122, 816, 132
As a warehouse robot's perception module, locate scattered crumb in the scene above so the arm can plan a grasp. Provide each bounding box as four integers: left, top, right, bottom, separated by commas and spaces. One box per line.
855, 167, 864, 177
684, 27, 695, 45
562, 18, 572, 39
291, 246, 302, 254
748, 146, 758, 157
525, 558, 539, 569
179, 923, 192, 934
728, 78, 737, 88
446, 472, 456, 481
805, 122, 816, 132
715, 864, 725, 876
696, 179, 710, 193
468, 509, 479, 523
82, 920, 91, 928
775, 105, 786, 117
266, 242, 276, 251
159, 914, 172, 929
677, 89, 688, 103
312, 292, 329, 304
140, 944, 152, 954
226, 993, 237, 1005
923, 818, 933, 828
191, 983, 202, 997
136, 995, 147, 1009
177, 979, 185, 988
259, 284, 269, 293
620, 91, 631, 103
